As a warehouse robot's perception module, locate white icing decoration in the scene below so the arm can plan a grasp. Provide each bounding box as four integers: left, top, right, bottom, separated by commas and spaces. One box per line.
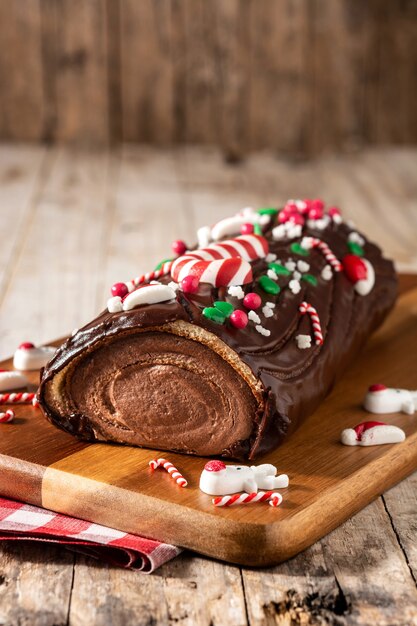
107, 296, 123, 313
256, 325, 271, 337
197, 225, 212, 247
321, 265, 332, 281
267, 269, 278, 281
307, 215, 330, 231
300, 236, 314, 250
348, 231, 365, 246
289, 279, 301, 294
354, 259, 375, 296
272, 222, 302, 241
341, 424, 405, 447
262, 306, 274, 318
265, 302, 276, 308
297, 260, 310, 273
0, 371, 29, 392
199, 462, 289, 496
285, 260, 296, 272
13, 346, 56, 371
332, 213, 343, 224
248, 310, 261, 324
265, 253, 277, 263
296, 334, 311, 349
228, 285, 245, 300
123, 284, 176, 311
364, 387, 417, 415
292, 271, 302, 281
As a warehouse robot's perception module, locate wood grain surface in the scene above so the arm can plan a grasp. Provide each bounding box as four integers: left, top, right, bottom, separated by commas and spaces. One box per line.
0, 1, 417, 157
0, 144, 416, 624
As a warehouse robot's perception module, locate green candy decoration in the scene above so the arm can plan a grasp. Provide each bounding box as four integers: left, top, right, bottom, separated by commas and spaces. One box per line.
253, 223, 262, 235
257, 207, 278, 217
213, 301, 234, 317
202, 307, 226, 324
268, 262, 291, 276
154, 257, 173, 271
302, 274, 318, 286
259, 275, 281, 295
348, 241, 364, 257
290, 243, 309, 257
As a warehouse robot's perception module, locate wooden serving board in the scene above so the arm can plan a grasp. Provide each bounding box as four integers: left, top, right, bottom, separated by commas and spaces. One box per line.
0, 285, 417, 567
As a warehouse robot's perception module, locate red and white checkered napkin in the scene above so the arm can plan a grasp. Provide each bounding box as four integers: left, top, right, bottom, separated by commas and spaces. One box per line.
0, 496, 181, 572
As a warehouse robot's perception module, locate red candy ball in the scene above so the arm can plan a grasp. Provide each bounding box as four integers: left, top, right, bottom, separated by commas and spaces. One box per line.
288, 213, 305, 226
308, 207, 324, 220
243, 292, 262, 310
18, 342, 35, 350
278, 210, 290, 224
284, 202, 298, 213
181, 275, 199, 294
311, 198, 324, 211
328, 206, 341, 217
172, 240, 187, 256
342, 254, 367, 282
230, 309, 248, 329
240, 223, 254, 235
111, 282, 129, 298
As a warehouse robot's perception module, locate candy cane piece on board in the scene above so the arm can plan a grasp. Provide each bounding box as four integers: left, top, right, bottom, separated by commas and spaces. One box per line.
149, 458, 188, 488
0, 410, 15, 423
212, 491, 283, 507
0, 392, 39, 405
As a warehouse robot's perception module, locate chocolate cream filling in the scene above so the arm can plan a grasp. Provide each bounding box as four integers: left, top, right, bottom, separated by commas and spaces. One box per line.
43, 327, 262, 456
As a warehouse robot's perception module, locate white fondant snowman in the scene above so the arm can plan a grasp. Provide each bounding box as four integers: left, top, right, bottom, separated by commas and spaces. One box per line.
199, 460, 289, 496
0, 370, 29, 392
341, 421, 405, 446
13, 343, 56, 371
364, 384, 417, 415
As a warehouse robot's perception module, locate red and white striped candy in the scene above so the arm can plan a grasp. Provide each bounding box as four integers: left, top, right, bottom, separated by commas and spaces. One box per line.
128, 261, 174, 292
301, 237, 342, 272
149, 457, 188, 488
212, 491, 282, 507
0, 409, 15, 423
171, 234, 267, 286
0, 392, 38, 405
299, 301, 324, 345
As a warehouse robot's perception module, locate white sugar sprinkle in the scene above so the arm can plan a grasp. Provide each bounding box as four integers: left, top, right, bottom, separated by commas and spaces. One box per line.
265, 253, 277, 263
296, 334, 312, 349
265, 301, 276, 308
297, 260, 310, 273
321, 265, 333, 281
256, 325, 271, 337
293, 271, 302, 281
289, 279, 301, 294
348, 231, 365, 246
285, 260, 296, 272
263, 306, 274, 318
267, 269, 278, 281
248, 310, 261, 324
228, 285, 245, 300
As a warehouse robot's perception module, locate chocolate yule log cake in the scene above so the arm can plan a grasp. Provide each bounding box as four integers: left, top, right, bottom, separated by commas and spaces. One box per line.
38, 201, 397, 459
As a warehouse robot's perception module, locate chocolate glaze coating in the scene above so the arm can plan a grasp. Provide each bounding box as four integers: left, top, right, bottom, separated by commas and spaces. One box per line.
39, 217, 397, 459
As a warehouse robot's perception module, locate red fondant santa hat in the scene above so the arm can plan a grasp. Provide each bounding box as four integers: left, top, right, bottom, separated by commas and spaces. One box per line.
341, 421, 405, 446
203, 460, 227, 472
342, 255, 375, 296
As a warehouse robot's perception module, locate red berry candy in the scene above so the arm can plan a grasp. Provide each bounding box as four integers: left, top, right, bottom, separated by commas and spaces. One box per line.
288, 213, 305, 226
230, 309, 248, 329
111, 282, 129, 298
243, 292, 262, 310
284, 202, 298, 214
278, 210, 290, 224
297, 200, 309, 215
172, 240, 187, 256
180, 275, 199, 294
369, 383, 387, 392
308, 207, 324, 220
240, 223, 254, 235
328, 206, 341, 217
18, 342, 35, 350
311, 198, 324, 211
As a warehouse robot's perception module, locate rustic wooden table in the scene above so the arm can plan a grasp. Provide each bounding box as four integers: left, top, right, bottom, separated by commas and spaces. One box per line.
0, 144, 416, 625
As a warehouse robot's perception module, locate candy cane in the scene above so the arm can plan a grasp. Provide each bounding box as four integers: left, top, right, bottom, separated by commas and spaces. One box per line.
0, 409, 15, 423
128, 261, 174, 291
212, 491, 282, 507
0, 392, 38, 405
302, 237, 342, 272
299, 301, 324, 345
149, 458, 188, 488
171, 234, 268, 285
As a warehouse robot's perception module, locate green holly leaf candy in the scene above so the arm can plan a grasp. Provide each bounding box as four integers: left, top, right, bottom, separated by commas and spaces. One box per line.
213, 301, 234, 317
290, 243, 309, 257
202, 307, 226, 324
348, 241, 364, 257
257, 207, 278, 217
302, 274, 318, 286
259, 275, 281, 295
268, 262, 291, 276
253, 223, 262, 235
154, 257, 173, 271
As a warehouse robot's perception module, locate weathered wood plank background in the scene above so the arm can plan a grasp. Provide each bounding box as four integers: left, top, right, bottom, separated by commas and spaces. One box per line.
0, 0, 416, 158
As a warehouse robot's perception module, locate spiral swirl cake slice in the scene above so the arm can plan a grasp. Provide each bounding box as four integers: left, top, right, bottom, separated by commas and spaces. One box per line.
39, 202, 397, 459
